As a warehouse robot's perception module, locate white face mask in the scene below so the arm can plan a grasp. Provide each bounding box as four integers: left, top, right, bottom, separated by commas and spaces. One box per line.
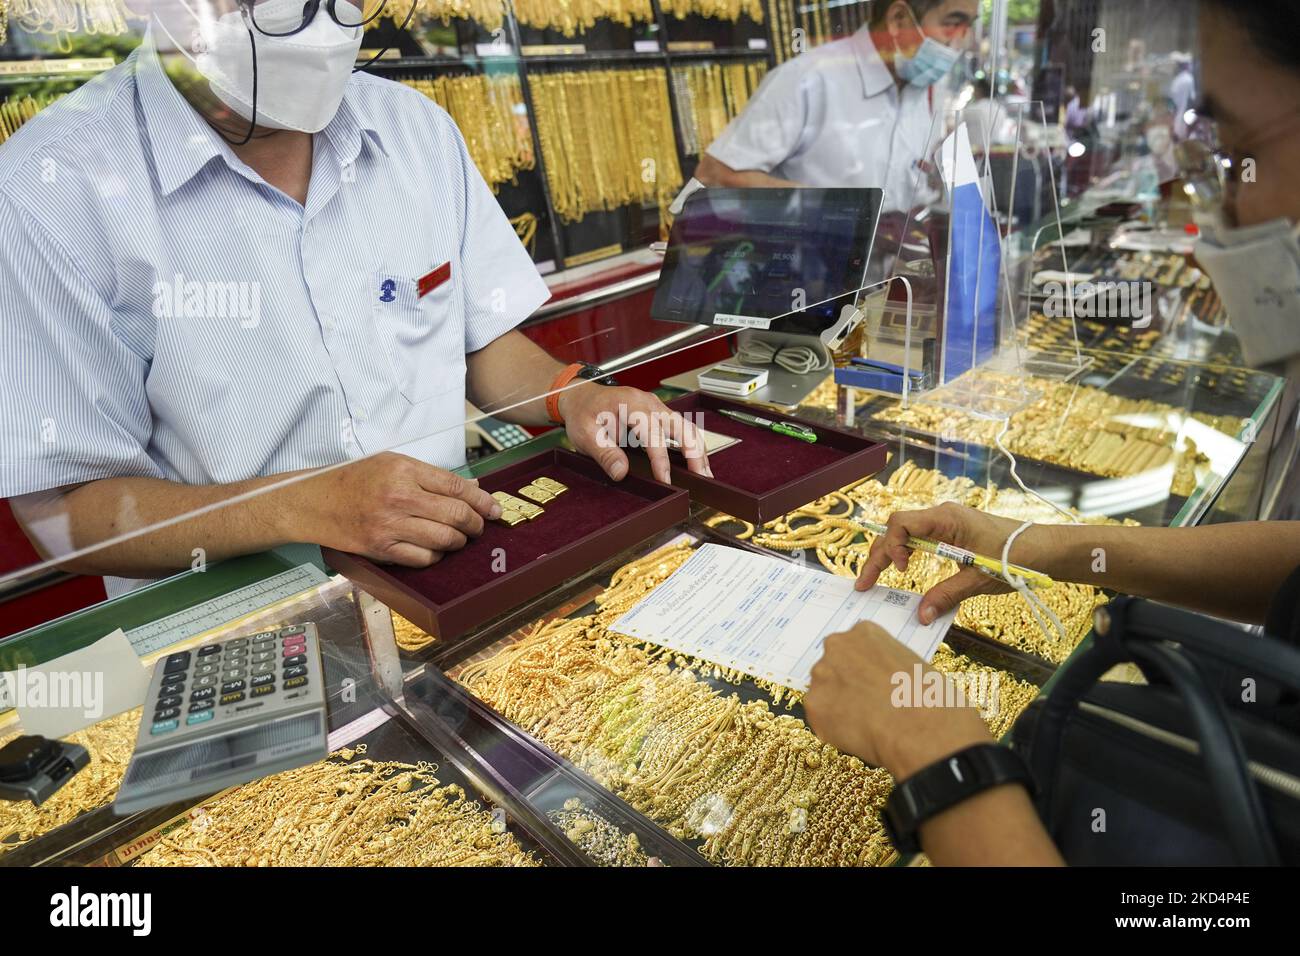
1195, 217, 1300, 369
894, 36, 960, 88
165, 0, 364, 134
888, 3, 960, 89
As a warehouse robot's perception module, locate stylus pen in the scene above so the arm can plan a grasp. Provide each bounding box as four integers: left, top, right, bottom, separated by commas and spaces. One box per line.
716, 409, 818, 443
852, 518, 1054, 590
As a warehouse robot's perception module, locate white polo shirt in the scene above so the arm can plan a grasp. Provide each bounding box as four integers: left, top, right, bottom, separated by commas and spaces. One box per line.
706, 27, 941, 212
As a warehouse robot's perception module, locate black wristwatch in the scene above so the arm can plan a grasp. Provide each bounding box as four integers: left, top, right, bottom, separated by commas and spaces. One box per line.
882, 744, 1035, 855
576, 363, 617, 387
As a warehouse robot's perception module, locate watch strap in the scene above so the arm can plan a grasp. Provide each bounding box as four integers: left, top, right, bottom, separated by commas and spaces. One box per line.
882, 744, 1035, 855
546, 363, 586, 425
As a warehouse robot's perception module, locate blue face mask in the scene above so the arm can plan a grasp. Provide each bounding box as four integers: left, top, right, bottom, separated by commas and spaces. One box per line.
895, 35, 961, 88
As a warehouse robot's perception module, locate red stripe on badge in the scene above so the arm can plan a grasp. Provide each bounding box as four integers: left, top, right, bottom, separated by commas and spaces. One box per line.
418, 261, 452, 298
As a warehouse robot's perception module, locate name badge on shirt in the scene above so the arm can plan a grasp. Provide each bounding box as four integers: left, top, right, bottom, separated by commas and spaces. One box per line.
418, 262, 452, 298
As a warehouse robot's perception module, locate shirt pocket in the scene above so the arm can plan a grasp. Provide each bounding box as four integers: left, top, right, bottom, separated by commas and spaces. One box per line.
371, 268, 465, 405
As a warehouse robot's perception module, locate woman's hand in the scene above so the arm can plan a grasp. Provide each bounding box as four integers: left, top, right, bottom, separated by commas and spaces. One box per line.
855, 502, 1056, 624
804, 621, 992, 779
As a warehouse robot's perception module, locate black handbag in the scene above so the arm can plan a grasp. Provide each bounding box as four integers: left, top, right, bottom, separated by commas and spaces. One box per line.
1011, 595, 1300, 865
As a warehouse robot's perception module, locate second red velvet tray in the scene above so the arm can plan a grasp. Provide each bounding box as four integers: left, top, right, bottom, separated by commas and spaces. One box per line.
629, 391, 889, 524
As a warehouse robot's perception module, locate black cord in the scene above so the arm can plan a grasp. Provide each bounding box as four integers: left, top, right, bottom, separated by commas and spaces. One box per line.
354, 0, 417, 73
227, 21, 259, 146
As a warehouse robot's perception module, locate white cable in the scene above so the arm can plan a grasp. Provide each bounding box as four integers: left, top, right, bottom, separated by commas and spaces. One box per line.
1000, 520, 1068, 644
734, 338, 831, 375
988, 415, 1084, 645
994, 417, 1079, 524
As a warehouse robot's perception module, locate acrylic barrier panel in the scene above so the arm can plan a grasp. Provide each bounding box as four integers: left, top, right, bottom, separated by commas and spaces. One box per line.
850, 100, 1086, 421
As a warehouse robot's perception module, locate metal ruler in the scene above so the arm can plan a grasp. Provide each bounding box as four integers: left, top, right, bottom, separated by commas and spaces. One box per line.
123, 565, 330, 658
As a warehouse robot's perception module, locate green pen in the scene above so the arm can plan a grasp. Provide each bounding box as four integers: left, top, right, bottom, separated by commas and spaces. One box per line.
717, 408, 818, 444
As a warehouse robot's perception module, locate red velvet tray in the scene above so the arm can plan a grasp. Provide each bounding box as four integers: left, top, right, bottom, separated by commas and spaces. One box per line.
323, 449, 689, 645
629, 391, 888, 524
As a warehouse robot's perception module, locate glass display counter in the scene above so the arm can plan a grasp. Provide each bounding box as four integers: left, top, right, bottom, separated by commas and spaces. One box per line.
0, 354, 1282, 868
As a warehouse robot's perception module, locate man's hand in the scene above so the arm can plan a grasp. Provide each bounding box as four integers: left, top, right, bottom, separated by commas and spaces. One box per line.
856, 502, 1055, 624
295, 452, 501, 567
805, 621, 991, 779
558, 383, 712, 483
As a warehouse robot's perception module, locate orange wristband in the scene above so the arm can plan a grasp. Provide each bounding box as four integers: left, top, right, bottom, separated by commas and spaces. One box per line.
547, 363, 585, 425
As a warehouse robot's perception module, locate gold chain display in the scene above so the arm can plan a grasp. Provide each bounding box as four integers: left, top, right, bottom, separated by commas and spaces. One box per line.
134, 745, 539, 867
0, 90, 63, 146
660, 0, 764, 22
395, 612, 438, 652
529, 66, 683, 235
7, 0, 130, 50
399, 72, 535, 191
770, 0, 832, 64
513, 0, 653, 36
396, 0, 507, 32
0, 708, 138, 857
1, 0, 9, 46
456, 541, 1040, 866
671, 60, 766, 156
806, 372, 1244, 499
706, 463, 1126, 664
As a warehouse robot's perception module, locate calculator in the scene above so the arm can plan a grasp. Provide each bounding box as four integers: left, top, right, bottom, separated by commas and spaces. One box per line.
114, 624, 328, 815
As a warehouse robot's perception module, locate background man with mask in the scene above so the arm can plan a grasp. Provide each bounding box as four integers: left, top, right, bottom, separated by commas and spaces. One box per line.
692, 0, 977, 213
0, 0, 710, 596
803, 0, 1300, 865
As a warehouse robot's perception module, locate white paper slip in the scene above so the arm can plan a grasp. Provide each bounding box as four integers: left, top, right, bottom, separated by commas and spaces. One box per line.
5, 629, 150, 738
609, 544, 957, 691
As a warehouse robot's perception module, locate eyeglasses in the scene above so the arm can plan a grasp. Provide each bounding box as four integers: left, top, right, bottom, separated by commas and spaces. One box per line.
1176, 108, 1300, 210
239, 0, 392, 38
237, 0, 418, 73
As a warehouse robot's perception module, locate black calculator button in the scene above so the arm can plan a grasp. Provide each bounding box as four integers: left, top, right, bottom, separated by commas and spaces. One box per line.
221, 680, 246, 694
197, 645, 222, 657
154, 707, 180, 721
160, 682, 185, 697
156, 695, 182, 709
190, 687, 215, 701
251, 685, 275, 698
283, 654, 306, 668
283, 676, 308, 690
189, 699, 214, 713
283, 665, 307, 679
219, 692, 245, 705
163, 652, 191, 674
250, 674, 275, 688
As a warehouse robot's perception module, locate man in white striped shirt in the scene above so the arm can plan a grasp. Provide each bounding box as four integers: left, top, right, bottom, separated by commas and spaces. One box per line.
0, 0, 709, 596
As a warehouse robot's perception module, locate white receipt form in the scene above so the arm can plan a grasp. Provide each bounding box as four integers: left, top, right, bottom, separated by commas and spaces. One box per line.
610, 544, 957, 691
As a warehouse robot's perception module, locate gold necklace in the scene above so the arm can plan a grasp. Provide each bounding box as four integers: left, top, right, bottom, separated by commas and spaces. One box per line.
132, 745, 540, 867
513, 0, 654, 37
529, 67, 682, 228
400, 72, 535, 191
